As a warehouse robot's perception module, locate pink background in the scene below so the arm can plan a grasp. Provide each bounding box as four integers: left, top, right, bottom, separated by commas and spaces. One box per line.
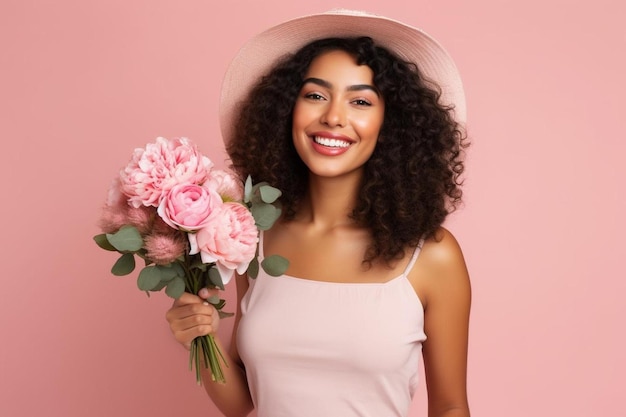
1, 0, 624, 416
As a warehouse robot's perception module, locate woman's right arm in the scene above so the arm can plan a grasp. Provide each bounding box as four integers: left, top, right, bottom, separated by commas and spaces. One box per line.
165, 272, 253, 417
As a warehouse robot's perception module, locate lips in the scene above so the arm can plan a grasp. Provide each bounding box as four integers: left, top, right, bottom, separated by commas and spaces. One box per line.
309, 133, 353, 156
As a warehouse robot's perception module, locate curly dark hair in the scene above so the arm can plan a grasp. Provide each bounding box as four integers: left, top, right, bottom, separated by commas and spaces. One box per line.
227, 37, 468, 266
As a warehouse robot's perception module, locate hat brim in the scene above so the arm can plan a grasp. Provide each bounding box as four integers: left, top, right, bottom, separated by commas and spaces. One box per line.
219, 9, 466, 144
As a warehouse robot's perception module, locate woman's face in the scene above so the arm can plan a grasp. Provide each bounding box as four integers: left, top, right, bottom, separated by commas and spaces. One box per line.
292, 49, 385, 179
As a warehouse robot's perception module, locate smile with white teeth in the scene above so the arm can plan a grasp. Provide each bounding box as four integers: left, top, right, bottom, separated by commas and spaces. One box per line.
313, 136, 351, 148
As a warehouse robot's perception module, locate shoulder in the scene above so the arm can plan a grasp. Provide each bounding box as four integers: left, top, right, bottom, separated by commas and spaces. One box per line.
409, 227, 471, 309
412, 228, 471, 415
420, 227, 466, 270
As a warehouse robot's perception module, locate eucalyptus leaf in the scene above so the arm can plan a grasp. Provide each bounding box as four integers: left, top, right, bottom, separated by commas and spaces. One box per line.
244, 175, 253, 204
247, 257, 259, 279
111, 253, 136, 276
218, 310, 235, 319
250, 181, 269, 204
93, 234, 117, 251
151, 280, 168, 292
165, 275, 185, 299
212, 298, 227, 310
207, 295, 221, 305
208, 267, 225, 290
171, 262, 186, 277
259, 185, 282, 204
106, 225, 143, 252
137, 266, 162, 291
261, 255, 290, 277
251, 203, 280, 230
157, 264, 181, 282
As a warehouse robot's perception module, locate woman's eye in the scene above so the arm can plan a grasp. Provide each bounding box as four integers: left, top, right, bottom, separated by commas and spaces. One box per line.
352, 99, 371, 106
304, 93, 325, 100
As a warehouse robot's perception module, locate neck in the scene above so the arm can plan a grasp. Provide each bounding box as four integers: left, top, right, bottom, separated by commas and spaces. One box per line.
297, 171, 363, 230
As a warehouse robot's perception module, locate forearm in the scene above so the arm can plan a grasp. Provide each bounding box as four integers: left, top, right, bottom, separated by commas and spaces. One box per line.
199, 336, 254, 417
429, 405, 470, 417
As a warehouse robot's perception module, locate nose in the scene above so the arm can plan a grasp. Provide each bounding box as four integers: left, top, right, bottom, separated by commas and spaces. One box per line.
320, 100, 346, 128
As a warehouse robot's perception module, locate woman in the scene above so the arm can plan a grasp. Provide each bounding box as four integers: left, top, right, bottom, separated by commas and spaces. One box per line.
166, 10, 471, 417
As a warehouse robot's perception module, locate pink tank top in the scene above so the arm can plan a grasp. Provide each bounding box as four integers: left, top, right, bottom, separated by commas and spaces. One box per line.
237, 232, 426, 417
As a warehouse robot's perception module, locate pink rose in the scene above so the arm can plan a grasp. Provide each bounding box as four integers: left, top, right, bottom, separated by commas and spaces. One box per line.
205, 169, 243, 202
120, 137, 213, 208
157, 183, 222, 231
188, 202, 258, 285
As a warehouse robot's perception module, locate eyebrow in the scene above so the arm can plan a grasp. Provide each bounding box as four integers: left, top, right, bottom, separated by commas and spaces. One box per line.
302, 77, 380, 97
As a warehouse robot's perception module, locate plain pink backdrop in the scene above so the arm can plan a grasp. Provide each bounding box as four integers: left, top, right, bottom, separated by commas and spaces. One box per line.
1, 1, 624, 416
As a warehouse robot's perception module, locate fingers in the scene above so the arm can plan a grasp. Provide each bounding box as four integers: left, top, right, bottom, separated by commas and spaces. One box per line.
165, 298, 220, 350
172, 291, 203, 307
165, 289, 224, 351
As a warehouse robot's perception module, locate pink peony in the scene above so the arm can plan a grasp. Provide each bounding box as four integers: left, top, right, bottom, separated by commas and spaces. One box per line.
188, 202, 258, 285
144, 232, 187, 265
157, 183, 222, 231
205, 169, 243, 202
120, 137, 213, 208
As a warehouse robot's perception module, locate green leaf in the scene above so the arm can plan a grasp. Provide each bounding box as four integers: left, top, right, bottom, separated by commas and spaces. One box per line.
137, 266, 162, 291
151, 280, 168, 292
247, 257, 259, 279
111, 253, 136, 276
259, 185, 282, 204
172, 262, 185, 276
218, 310, 235, 319
207, 294, 221, 305
261, 255, 289, 277
249, 181, 269, 204
106, 225, 143, 252
156, 264, 181, 282
251, 203, 280, 230
93, 234, 117, 251
244, 175, 253, 203
208, 267, 225, 290
165, 275, 185, 298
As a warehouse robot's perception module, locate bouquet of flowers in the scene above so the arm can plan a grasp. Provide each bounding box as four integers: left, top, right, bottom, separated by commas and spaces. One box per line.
94, 136, 287, 385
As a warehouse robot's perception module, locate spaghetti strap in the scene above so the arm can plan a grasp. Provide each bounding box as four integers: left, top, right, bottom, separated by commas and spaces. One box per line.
402, 239, 424, 276
258, 230, 265, 260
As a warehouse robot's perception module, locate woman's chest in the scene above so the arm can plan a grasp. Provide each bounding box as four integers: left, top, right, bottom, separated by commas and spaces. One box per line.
238, 273, 425, 372
264, 225, 408, 283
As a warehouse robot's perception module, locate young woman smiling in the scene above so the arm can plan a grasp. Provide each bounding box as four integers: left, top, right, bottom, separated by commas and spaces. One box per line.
166, 10, 471, 417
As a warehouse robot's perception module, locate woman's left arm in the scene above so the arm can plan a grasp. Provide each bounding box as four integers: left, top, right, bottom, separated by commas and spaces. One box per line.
417, 228, 471, 417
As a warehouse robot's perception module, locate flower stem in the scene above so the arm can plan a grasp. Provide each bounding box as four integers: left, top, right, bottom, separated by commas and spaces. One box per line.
190, 334, 227, 384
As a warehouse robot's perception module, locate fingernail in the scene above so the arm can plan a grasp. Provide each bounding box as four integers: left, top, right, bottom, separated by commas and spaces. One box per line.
203, 301, 209, 306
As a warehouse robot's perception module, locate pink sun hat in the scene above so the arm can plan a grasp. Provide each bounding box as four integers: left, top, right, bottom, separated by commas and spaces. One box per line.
219, 9, 466, 144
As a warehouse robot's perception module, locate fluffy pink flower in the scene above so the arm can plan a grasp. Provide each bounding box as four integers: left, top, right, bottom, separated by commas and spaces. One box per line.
98, 178, 129, 233
125, 205, 154, 234
120, 137, 213, 208
157, 183, 222, 231
98, 205, 128, 234
106, 178, 126, 208
188, 202, 258, 285
152, 215, 176, 235
144, 232, 187, 265
205, 169, 243, 202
